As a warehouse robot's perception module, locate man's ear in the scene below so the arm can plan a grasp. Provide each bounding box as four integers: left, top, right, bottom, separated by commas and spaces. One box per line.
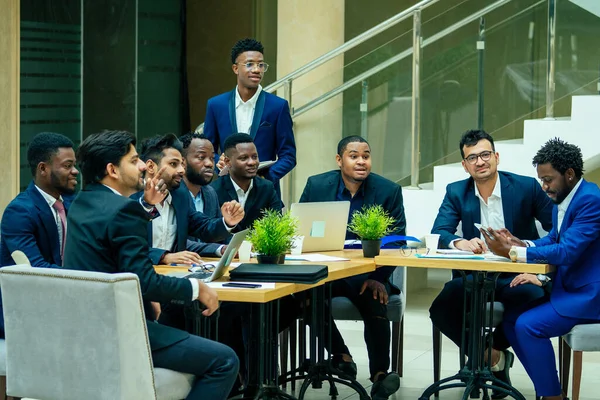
106, 163, 119, 180
232, 64, 238, 76
461, 160, 468, 174
145, 160, 157, 176
335, 154, 342, 169
37, 162, 49, 177
223, 155, 231, 167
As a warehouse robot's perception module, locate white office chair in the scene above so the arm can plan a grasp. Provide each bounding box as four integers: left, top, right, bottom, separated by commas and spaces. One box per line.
0, 266, 194, 400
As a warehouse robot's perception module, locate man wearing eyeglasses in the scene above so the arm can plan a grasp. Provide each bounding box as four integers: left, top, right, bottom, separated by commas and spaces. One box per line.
429, 129, 554, 398
203, 38, 296, 200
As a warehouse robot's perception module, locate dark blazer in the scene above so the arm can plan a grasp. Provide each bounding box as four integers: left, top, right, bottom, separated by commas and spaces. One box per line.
63, 183, 193, 351
528, 179, 600, 320
131, 184, 231, 264
210, 175, 283, 231
183, 182, 224, 256
299, 170, 406, 284
431, 171, 554, 248
203, 89, 297, 196
0, 181, 74, 335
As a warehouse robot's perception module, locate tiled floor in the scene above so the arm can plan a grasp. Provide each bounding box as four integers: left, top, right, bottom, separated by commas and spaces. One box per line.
286, 276, 600, 400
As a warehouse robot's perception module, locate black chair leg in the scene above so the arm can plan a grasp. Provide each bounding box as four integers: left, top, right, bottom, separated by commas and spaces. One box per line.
432, 324, 442, 397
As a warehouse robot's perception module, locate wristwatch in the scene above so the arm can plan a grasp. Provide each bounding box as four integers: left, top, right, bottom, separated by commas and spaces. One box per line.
537, 274, 551, 286
509, 246, 518, 262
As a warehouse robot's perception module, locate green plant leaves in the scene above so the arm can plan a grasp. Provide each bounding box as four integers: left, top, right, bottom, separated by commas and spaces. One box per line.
247, 209, 299, 256
347, 204, 395, 240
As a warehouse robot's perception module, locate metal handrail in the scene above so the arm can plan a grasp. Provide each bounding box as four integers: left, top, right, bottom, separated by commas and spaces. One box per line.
262, 0, 442, 94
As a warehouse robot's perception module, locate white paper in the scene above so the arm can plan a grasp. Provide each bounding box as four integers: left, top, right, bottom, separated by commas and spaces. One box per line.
285, 253, 350, 262
436, 249, 475, 255
207, 281, 276, 289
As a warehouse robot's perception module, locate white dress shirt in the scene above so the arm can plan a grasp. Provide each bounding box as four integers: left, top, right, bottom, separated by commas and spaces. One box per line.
235, 85, 262, 134
230, 176, 254, 209
35, 186, 65, 252
151, 194, 177, 252
104, 185, 199, 300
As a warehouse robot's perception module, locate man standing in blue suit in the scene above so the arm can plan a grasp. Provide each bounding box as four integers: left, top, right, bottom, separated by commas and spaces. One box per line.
0, 132, 79, 337
483, 138, 600, 400
429, 130, 553, 398
203, 38, 296, 199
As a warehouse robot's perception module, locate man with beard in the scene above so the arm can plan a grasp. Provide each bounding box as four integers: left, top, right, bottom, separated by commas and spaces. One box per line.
483, 138, 600, 400
134, 134, 242, 265
299, 135, 406, 400
63, 130, 240, 399
179, 132, 227, 257
0, 132, 79, 337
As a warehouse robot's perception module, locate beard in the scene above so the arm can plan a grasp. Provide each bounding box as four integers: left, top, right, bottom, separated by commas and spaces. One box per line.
50, 171, 76, 195
186, 168, 211, 186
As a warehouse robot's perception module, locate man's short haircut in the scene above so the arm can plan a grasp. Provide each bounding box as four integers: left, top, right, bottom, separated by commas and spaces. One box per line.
337, 136, 370, 157
459, 129, 495, 158
140, 134, 183, 164
532, 138, 584, 178
223, 133, 254, 156
77, 130, 136, 186
27, 132, 74, 176
231, 38, 264, 64
179, 132, 208, 157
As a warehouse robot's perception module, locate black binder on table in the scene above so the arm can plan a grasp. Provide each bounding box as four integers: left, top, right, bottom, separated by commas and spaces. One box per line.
229, 264, 328, 284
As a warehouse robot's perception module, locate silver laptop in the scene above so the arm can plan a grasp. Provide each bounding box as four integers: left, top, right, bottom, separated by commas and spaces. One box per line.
168, 229, 249, 282
290, 201, 350, 252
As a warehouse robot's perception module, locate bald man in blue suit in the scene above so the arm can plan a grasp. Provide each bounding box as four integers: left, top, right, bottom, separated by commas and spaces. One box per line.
484, 138, 600, 400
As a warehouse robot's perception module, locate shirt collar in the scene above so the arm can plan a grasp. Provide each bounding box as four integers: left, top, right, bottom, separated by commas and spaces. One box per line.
337, 173, 366, 198
102, 184, 123, 196
34, 185, 63, 207
235, 85, 262, 109
558, 178, 583, 213
474, 173, 502, 201
230, 176, 254, 194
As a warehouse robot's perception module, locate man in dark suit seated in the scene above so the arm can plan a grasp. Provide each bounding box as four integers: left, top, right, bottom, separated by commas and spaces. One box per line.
134, 134, 240, 266
203, 38, 296, 199
483, 139, 600, 400
211, 133, 282, 229
63, 130, 244, 399
179, 132, 227, 257
0, 132, 79, 337
429, 129, 553, 398
299, 135, 406, 400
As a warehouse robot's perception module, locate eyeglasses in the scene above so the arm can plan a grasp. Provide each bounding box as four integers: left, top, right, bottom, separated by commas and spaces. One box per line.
398, 247, 430, 257
464, 150, 493, 165
237, 62, 269, 72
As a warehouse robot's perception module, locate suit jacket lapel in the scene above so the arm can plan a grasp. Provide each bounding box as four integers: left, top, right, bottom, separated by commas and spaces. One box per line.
223, 177, 238, 203
28, 183, 62, 264
363, 175, 377, 206
463, 179, 481, 239
499, 173, 515, 233
249, 91, 266, 139
228, 89, 238, 133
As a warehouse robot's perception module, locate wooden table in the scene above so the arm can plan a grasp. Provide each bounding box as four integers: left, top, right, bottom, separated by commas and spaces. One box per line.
375, 252, 552, 400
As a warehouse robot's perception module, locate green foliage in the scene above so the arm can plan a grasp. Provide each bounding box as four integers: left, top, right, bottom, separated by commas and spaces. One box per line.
247, 209, 299, 256
348, 204, 395, 240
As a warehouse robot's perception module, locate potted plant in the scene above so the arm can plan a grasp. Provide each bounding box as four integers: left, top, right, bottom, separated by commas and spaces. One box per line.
247, 209, 298, 264
348, 204, 396, 258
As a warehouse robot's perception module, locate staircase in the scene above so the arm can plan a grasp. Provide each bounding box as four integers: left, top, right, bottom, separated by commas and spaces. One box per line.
403, 95, 600, 238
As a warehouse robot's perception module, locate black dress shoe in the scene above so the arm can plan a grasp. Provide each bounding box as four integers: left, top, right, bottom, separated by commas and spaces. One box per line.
331, 354, 357, 380
371, 372, 401, 400
491, 350, 515, 399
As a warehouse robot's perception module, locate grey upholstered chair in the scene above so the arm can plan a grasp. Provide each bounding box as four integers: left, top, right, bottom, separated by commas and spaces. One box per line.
0, 265, 194, 400
331, 265, 407, 376
559, 323, 600, 400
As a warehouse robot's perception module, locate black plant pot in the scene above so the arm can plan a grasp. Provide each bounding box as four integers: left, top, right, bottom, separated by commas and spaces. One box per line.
257, 254, 286, 264
361, 239, 382, 258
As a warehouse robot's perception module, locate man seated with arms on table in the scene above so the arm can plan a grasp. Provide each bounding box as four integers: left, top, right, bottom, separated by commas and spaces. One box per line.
63, 130, 241, 399
211, 133, 282, 229
482, 138, 600, 400
299, 135, 406, 400
134, 133, 241, 266
179, 132, 228, 257
0, 132, 79, 338
429, 129, 553, 398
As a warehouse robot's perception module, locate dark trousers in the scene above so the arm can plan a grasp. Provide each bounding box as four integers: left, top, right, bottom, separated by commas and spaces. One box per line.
503, 297, 599, 397
429, 275, 546, 351
152, 333, 239, 400
328, 274, 391, 379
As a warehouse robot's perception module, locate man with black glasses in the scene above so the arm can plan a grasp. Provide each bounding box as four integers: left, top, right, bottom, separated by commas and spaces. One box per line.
429, 129, 554, 398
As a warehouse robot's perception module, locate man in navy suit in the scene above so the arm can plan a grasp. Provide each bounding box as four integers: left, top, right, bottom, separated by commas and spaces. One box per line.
299, 136, 406, 400
483, 139, 600, 400
429, 130, 553, 397
179, 132, 227, 257
0, 132, 79, 337
64, 130, 241, 399
211, 133, 282, 230
203, 38, 296, 199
